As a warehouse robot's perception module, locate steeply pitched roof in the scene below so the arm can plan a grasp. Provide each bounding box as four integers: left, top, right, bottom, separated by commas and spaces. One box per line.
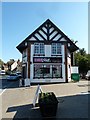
16, 19, 79, 53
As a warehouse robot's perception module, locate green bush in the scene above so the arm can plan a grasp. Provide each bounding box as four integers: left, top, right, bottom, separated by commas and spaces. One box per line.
39, 92, 58, 104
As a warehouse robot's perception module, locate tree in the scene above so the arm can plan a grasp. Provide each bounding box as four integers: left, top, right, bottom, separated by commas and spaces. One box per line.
6, 59, 15, 71
71, 39, 78, 44
0, 59, 4, 66
79, 48, 86, 56
0, 59, 4, 70
74, 48, 89, 74
86, 54, 90, 70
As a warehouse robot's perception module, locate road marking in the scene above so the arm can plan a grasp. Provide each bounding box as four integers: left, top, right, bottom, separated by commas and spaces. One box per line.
77, 92, 90, 95
0, 89, 6, 95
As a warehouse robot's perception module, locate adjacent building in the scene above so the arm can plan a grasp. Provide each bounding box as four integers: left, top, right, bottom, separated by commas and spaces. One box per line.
17, 19, 79, 83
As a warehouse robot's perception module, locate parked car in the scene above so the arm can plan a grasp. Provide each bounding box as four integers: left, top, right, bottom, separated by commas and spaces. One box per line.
7, 74, 19, 81
85, 70, 90, 80
80, 73, 86, 79
16, 72, 22, 78
0, 70, 5, 75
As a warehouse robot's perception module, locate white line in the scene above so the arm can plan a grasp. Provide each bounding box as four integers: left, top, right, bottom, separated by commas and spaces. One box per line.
77, 92, 90, 95
0, 89, 6, 95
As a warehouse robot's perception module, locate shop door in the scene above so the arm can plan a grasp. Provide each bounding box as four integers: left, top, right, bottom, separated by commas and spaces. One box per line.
22, 66, 27, 79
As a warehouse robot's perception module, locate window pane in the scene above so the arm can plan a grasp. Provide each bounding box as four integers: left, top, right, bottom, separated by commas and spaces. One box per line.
40, 43, 44, 54
43, 65, 52, 78
52, 65, 62, 78
34, 65, 43, 78
52, 43, 61, 54
34, 43, 44, 54
34, 43, 39, 54
57, 43, 61, 54
52, 43, 56, 54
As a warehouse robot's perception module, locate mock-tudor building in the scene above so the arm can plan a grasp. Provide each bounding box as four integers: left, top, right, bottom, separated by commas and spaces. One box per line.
17, 19, 78, 83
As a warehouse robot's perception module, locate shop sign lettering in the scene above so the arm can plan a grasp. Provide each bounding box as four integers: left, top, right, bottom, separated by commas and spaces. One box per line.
33, 57, 62, 63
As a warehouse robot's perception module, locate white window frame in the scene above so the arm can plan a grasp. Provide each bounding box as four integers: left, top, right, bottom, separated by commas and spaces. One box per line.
51, 43, 62, 55
34, 43, 45, 54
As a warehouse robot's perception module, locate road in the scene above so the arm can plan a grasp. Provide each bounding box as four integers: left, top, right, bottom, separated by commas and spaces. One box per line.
0, 78, 19, 95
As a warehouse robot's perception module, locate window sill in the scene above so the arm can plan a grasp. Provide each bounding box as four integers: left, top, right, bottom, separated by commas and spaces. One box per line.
33, 77, 63, 79
33, 54, 45, 56
51, 54, 62, 56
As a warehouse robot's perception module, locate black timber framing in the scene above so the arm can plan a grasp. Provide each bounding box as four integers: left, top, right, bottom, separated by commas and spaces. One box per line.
50, 32, 59, 41
47, 22, 49, 41
40, 28, 47, 36
44, 24, 47, 29
57, 36, 64, 41
49, 25, 53, 29
33, 35, 40, 41
37, 31, 46, 41
17, 19, 79, 53
49, 29, 56, 36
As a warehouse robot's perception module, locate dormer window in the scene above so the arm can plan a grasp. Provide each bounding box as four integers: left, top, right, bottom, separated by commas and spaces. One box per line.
52, 43, 61, 55
34, 43, 45, 55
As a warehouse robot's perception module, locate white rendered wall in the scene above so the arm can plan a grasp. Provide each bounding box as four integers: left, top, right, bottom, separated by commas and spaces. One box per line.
22, 48, 28, 78
62, 45, 66, 82
22, 49, 27, 64
31, 78, 64, 83
67, 50, 71, 81
45, 45, 51, 57
30, 44, 34, 82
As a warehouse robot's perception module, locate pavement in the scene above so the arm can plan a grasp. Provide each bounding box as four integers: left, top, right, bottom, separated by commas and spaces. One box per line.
0, 80, 90, 119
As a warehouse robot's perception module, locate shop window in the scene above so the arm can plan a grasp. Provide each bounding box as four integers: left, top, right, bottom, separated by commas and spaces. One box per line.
43, 65, 52, 78
52, 43, 61, 55
34, 64, 62, 78
34, 43, 44, 55
52, 65, 62, 78
34, 65, 43, 78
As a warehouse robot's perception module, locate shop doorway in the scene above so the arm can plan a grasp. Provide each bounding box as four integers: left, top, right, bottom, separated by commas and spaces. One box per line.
22, 65, 27, 79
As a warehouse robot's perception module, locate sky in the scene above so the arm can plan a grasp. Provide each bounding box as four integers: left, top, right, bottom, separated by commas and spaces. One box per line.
1, 2, 88, 63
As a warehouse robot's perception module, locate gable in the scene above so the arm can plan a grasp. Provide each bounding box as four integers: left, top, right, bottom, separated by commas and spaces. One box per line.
28, 19, 64, 42
17, 19, 79, 53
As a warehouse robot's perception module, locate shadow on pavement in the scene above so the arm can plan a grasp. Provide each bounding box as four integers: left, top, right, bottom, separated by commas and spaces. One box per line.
6, 94, 89, 119
1, 78, 25, 89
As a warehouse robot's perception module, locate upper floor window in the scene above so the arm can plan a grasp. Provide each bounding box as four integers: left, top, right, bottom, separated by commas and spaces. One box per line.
52, 43, 61, 55
34, 43, 44, 54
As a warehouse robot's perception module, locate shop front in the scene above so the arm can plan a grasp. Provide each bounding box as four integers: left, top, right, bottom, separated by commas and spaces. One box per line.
33, 57, 63, 82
